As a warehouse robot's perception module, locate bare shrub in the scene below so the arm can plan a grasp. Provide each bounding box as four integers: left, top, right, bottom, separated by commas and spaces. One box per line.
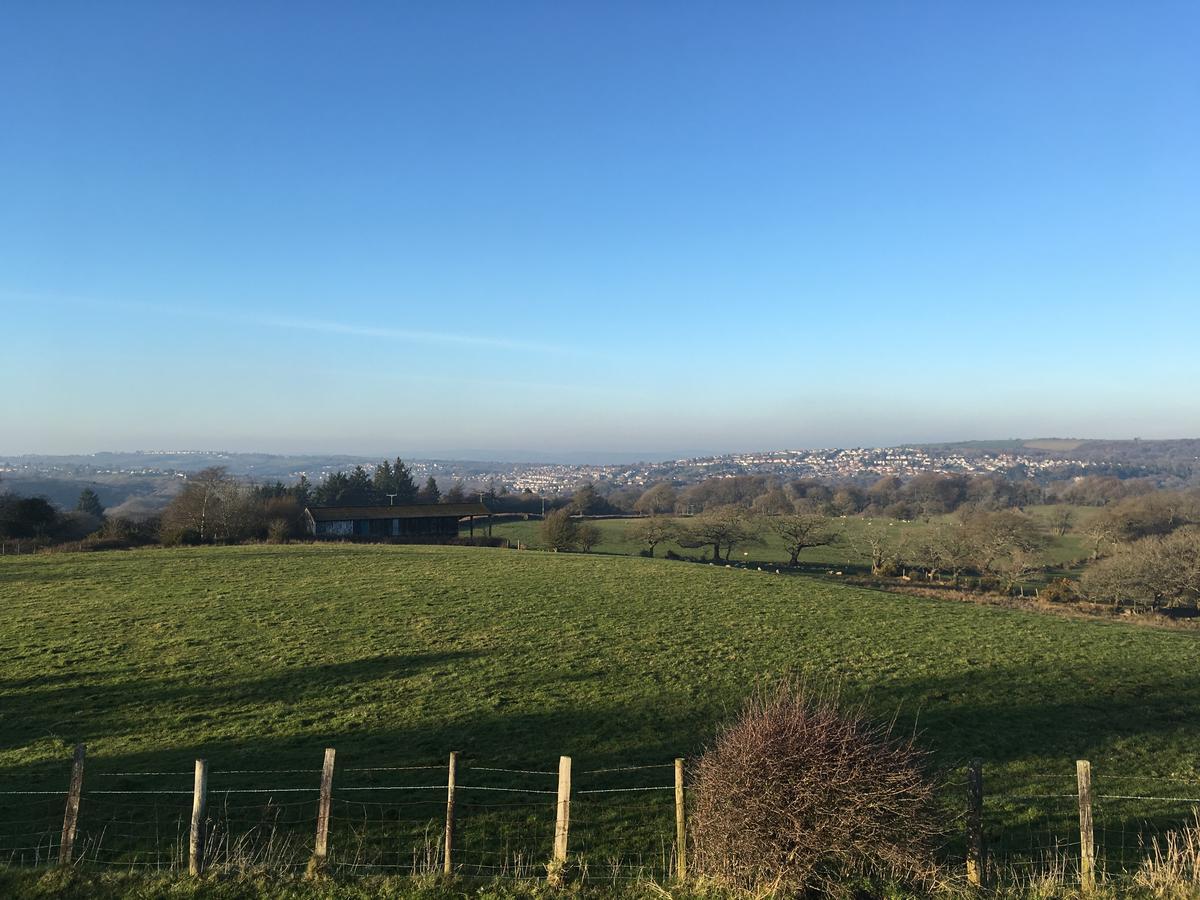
689, 680, 940, 894
1136, 809, 1200, 896
266, 518, 291, 544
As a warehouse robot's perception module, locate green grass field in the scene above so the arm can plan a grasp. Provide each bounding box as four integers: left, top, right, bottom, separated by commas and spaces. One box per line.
489, 508, 1093, 572
1, 544, 1197, 878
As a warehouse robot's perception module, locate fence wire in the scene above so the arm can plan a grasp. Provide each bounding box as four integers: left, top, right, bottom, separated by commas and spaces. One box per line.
4, 757, 1199, 884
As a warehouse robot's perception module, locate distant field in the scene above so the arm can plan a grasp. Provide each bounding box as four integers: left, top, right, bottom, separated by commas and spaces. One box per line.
1, 544, 1198, 875
490, 508, 1092, 572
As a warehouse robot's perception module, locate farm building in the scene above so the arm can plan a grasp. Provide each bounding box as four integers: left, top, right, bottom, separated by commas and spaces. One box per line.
303, 502, 492, 542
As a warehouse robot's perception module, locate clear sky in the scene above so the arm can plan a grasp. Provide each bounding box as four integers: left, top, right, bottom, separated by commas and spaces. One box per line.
2, 2, 1197, 460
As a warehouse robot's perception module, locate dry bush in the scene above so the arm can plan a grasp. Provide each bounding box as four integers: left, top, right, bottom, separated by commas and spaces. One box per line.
1136, 809, 1200, 898
689, 680, 941, 895
266, 518, 291, 544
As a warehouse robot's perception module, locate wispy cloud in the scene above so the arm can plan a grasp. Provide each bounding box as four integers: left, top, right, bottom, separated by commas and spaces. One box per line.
253, 313, 565, 354
5, 289, 571, 355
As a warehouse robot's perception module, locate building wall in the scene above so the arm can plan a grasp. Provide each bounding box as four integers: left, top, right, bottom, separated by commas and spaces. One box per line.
313, 516, 464, 540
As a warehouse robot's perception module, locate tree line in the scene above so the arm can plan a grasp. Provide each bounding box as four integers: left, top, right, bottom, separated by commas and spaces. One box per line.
0, 482, 113, 548
543, 480, 1200, 610
159, 458, 478, 545
0, 458, 471, 549
5, 464, 1197, 609
615, 472, 1049, 520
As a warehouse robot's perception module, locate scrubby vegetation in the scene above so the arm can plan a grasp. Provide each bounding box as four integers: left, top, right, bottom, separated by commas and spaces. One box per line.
690, 681, 939, 894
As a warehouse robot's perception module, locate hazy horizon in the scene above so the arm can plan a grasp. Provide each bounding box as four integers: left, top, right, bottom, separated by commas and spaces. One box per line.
3, 4, 1198, 453
4, 434, 1197, 469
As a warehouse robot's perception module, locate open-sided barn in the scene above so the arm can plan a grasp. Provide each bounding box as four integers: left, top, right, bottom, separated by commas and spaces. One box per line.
303, 502, 492, 542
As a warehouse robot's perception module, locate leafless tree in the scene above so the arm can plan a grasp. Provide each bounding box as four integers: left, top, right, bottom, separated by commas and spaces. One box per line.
577, 522, 602, 553
772, 510, 838, 566
539, 508, 579, 551
1083, 527, 1200, 609
996, 546, 1042, 595
1083, 516, 1120, 560
633, 483, 678, 515
1050, 507, 1074, 536
963, 510, 1047, 573
160, 466, 243, 544
751, 486, 794, 516
681, 506, 760, 562
850, 523, 901, 575
908, 521, 975, 585
626, 516, 677, 557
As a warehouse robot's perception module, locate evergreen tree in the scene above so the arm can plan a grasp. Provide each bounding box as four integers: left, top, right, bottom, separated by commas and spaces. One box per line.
254, 481, 290, 499
367, 457, 417, 504
313, 471, 350, 505
372, 460, 393, 496
293, 474, 312, 507
391, 457, 418, 503
418, 476, 441, 504
76, 488, 105, 518
345, 465, 377, 504
446, 480, 466, 503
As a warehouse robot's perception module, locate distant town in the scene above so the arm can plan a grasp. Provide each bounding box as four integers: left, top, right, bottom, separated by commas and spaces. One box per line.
5, 438, 1198, 511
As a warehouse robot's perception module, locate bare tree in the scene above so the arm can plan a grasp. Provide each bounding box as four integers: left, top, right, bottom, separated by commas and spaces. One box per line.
963, 510, 1047, 573
1050, 507, 1074, 536
908, 521, 975, 585
1083, 516, 1119, 561
539, 509, 579, 551
850, 523, 901, 575
626, 516, 678, 557
633, 483, 678, 516
751, 486, 794, 516
577, 522, 602, 553
995, 546, 1043, 595
681, 506, 760, 562
1082, 527, 1200, 609
772, 511, 838, 566
160, 466, 239, 544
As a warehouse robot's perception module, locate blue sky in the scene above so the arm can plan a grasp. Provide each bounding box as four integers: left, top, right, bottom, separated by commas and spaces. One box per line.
2, 2, 1197, 459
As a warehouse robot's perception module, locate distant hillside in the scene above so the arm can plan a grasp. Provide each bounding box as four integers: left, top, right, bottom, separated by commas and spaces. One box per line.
925, 438, 1200, 474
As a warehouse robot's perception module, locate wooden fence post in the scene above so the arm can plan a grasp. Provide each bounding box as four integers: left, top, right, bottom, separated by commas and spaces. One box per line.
674, 757, 687, 880
312, 748, 336, 872
59, 743, 85, 866
966, 758, 984, 886
1077, 759, 1095, 893
189, 759, 208, 876
444, 751, 458, 874
553, 756, 571, 862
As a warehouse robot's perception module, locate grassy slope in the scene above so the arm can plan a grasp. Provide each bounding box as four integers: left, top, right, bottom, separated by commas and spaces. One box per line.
1, 544, 1196, 871
1, 544, 1193, 773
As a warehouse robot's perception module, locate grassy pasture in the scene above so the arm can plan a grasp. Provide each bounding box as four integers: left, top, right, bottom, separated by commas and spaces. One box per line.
489, 509, 1092, 571
1, 544, 1197, 876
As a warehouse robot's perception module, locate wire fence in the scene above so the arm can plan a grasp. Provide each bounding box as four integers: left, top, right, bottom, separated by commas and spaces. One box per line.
958, 763, 1200, 887
0, 752, 681, 880
3, 751, 1199, 886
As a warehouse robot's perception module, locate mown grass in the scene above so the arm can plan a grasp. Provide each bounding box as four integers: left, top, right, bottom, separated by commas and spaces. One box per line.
1, 544, 1197, 880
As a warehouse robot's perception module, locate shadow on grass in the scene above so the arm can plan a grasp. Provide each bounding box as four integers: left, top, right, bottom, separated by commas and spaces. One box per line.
0, 652, 479, 758
2, 657, 1199, 878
